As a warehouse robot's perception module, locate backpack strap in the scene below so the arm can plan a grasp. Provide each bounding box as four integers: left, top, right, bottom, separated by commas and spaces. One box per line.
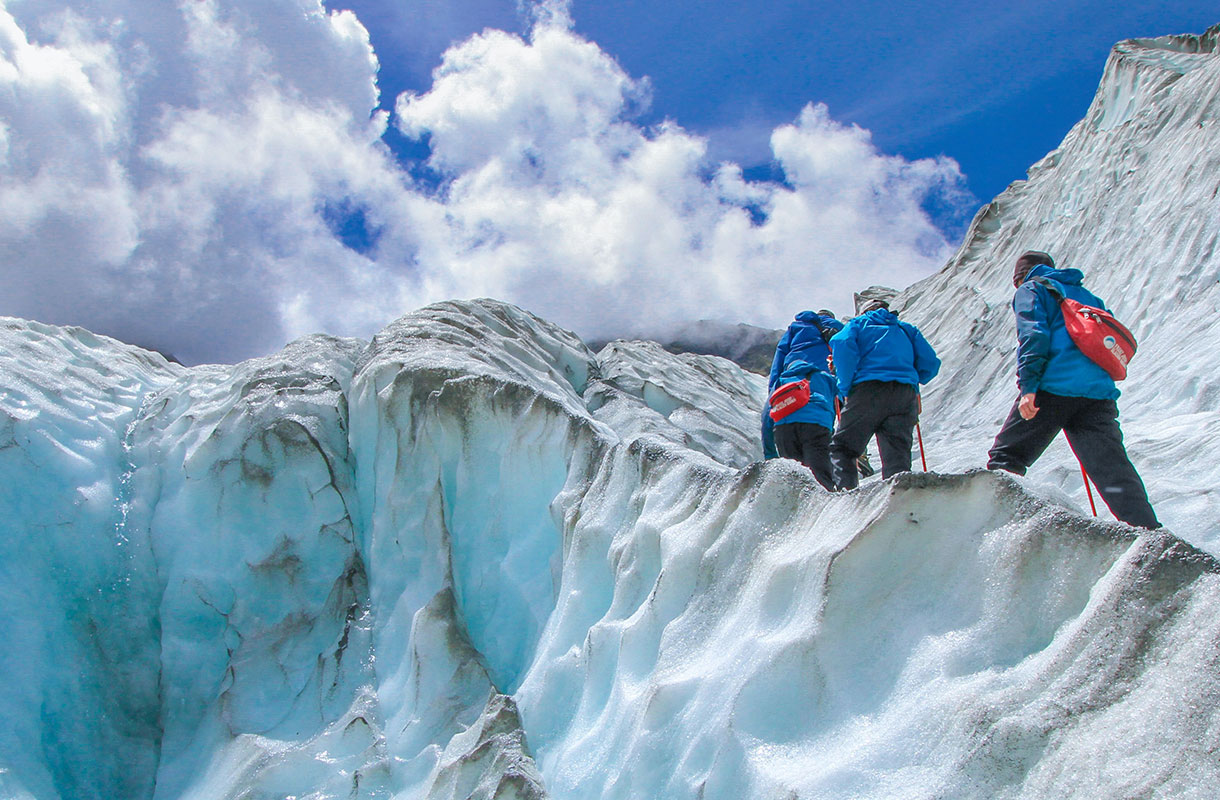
809, 315, 835, 345
1031, 277, 1066, 302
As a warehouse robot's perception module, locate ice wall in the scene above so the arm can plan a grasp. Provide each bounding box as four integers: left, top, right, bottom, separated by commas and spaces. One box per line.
0, 320, 181, 800
897, 25, 1220, 553
3, 293, 1219, 800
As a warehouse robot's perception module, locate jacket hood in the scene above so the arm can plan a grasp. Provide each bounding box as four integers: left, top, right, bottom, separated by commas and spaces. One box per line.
1024, 264, 1085, 287
794, 310, 835, 326
862, 308, 900, 325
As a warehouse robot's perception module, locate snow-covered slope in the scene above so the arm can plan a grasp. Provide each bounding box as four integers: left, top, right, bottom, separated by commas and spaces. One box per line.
3, 290, 1219, 800
899, 25, 1220, 552
3, 25, 1220, 800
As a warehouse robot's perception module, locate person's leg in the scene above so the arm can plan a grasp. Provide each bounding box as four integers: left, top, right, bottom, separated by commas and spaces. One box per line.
1064, 399, 1160, 529
874, 385, 918, 478
774, 422, 801, 462
761, 406, 778, 459
798, 423, 835, 491
831, 383, 884, 490
986, 392, 1069, 475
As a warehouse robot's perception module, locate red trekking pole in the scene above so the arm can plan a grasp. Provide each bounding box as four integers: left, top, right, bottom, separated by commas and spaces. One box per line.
1066, 440, 1098, 517
1078, 461, 1098, 516
915, 395, 927, 471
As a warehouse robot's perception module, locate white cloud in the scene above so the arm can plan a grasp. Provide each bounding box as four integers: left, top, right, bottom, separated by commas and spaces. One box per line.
393, 18, 969, 339
0, 1, 970, 363
0, 0, 399, 363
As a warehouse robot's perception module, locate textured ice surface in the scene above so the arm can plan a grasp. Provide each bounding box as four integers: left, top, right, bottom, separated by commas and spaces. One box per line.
2, 25, 1220, 800
4, 294, 1219, 799
900, 26, 1220, 554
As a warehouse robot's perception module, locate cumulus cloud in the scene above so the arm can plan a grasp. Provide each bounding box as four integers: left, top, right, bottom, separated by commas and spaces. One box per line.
1, 0, 399, 363
394, 18, 969, 339
0, 0, 971, 364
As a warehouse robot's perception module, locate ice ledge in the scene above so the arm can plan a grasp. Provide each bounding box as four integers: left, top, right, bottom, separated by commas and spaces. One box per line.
1088, 23, 1219, 131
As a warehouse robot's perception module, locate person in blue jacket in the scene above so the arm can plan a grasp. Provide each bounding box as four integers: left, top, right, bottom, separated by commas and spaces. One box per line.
763, 310, 843, 461
987, 250, 1159, 528
770, 358, 838, 490
769, 309, 843, 388
829, 299, 940, 489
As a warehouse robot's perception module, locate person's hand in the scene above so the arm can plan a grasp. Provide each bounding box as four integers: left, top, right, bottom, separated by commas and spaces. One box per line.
1018, 393, 1039, 420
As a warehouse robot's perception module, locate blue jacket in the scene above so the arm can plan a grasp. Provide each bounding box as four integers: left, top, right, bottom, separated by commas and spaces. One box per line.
769, 311, 844, 391
771, 359, 837, 429
1015, 264, 1119, 400
829, 308, 940, 397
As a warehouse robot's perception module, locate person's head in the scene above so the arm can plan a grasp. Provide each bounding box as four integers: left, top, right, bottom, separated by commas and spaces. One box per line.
862, 299, 890, 314
816, 308, 836, 320
1013, 250, 1055, 287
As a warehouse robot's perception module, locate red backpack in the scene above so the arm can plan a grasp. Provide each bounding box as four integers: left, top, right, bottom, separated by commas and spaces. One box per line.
768, 380, 811, 421
1034, 278, 1137, 380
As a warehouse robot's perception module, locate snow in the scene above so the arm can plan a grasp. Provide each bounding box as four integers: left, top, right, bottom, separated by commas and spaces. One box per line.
1, 25, 1219, 800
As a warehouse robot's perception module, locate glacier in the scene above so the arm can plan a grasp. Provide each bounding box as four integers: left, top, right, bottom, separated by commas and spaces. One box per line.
1, 25, 1219, 800
903, 26, 1220, 555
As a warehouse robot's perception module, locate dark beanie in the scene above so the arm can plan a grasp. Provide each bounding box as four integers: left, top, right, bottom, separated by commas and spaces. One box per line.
1013, 250, 1054, 287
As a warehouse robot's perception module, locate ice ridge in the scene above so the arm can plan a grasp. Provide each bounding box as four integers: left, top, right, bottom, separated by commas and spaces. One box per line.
3, 295, 1220, 800
896, 24, 1220, 553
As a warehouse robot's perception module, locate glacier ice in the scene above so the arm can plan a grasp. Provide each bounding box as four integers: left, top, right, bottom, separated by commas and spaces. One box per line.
3, 290, 1220, 799
899, 25, 1220, 554
2, 24, 1220, 800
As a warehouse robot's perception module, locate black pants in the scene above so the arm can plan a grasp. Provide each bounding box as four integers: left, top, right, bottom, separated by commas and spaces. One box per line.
831, 381, 919, 490
987, 392, 1159, 529
774, 421, 834, 490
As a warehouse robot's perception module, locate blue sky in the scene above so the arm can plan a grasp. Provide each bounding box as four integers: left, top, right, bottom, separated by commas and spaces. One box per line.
334, 0, 1218, 220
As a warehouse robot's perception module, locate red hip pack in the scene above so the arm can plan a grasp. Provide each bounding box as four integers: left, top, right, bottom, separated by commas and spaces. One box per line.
769, 379, 811, 421
1036, 279, 1137, 380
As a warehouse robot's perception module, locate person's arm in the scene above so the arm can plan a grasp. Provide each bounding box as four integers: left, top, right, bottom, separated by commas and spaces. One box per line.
910, 326, 941, 384
1014, 283, 1053, 397
769, 328, 791, 391
829, 325, 859, 398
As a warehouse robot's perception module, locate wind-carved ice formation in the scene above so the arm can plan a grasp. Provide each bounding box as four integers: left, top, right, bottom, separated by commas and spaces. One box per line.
2, 25, 1220, 800
899, 24, 1220, 554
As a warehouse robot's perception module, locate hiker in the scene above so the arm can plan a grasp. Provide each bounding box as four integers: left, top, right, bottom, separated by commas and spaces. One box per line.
764, 309, 842, 461
769, 358, 838, 489
769, 309, 843, 383
986, 251, 1159, 528
829, 300, 940, 489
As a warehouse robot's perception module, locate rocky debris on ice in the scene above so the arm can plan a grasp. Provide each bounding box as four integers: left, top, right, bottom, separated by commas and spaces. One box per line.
423, 693, 548, 800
